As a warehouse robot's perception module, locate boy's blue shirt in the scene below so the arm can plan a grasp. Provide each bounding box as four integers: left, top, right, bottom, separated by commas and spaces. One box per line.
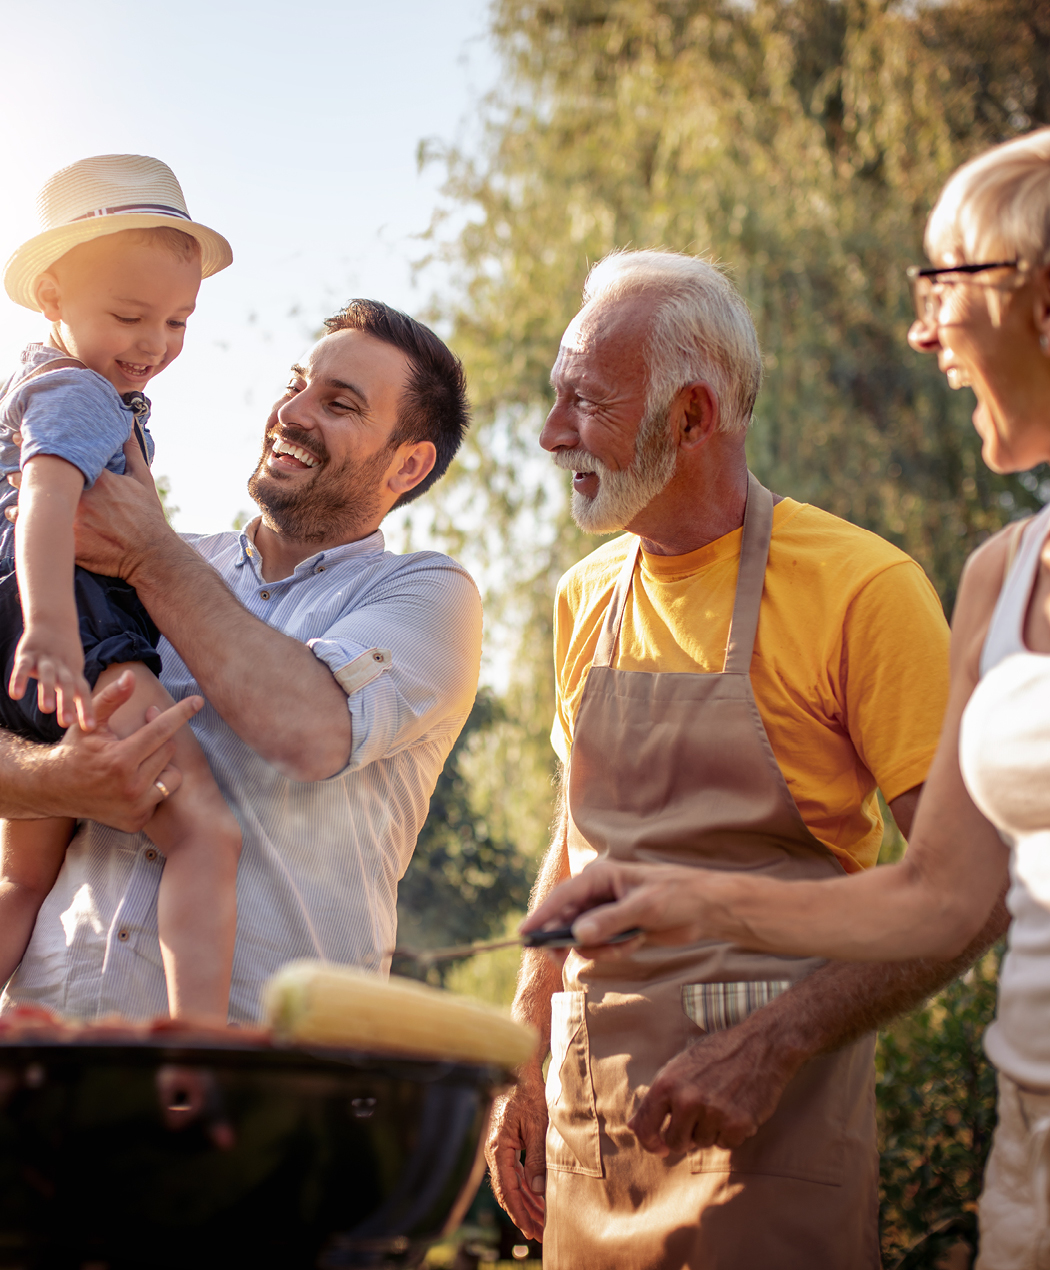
0, 342, 155, 557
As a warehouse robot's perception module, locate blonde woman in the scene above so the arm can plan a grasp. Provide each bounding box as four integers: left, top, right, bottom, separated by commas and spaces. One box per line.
526, 128, 1050, 1265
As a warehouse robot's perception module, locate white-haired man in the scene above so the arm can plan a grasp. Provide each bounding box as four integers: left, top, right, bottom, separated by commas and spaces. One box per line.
486, 250, 1006, 1268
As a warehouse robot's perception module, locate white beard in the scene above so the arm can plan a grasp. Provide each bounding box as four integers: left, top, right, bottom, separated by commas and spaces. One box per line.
553, 408, 677, 534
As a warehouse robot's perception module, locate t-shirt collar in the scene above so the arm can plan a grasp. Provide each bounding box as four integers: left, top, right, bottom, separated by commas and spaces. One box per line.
640, 499, 799, 581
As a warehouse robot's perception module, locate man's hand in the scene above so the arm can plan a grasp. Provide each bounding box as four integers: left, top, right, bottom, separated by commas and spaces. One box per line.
629, 1023, 797, 1157
629, 879, 1010, 1159
485, 1065, 549, 1243
4, 670, 202, 830
72, 439, 171, 584
69, 438, 355, 782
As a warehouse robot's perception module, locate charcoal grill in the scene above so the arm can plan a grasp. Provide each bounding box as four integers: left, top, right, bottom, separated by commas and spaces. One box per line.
0, 1029, 503, 1269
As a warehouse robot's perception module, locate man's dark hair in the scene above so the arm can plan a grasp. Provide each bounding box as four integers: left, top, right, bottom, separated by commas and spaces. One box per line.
323, 299, 469, 508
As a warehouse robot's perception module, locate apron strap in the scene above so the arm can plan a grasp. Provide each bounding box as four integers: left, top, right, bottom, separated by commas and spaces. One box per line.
593, 472, 774, 671
593, 536, 642, 669
723, 471, 774, 674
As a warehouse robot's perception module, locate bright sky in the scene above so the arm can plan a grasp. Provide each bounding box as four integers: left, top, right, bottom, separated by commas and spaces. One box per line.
0, 0, 497, 534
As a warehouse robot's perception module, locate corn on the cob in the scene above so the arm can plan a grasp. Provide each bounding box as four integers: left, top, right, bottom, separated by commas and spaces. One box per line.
262, 960, 537, 1069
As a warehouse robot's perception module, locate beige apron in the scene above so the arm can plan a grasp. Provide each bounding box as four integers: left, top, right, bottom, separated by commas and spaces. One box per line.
544, 474, 880, 1270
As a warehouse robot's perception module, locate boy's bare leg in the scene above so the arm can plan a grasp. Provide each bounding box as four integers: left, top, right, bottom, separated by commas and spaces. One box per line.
0, 816, 76, 983
96, 662, 242, 1025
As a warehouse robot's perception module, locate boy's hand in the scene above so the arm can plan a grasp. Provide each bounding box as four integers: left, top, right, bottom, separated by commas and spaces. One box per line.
9, 620, 95, 731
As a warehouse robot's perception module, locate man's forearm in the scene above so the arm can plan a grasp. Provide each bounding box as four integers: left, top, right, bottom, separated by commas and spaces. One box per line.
0, 679, 195, 829
738, 891, 1010, 1078
0, 732, 66, 819
513, 785, 573, 1065
129, 532, 352, 780
487, 794, 570, 1240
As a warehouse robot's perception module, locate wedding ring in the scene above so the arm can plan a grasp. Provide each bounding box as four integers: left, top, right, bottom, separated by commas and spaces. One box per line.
154, 779, 171, 800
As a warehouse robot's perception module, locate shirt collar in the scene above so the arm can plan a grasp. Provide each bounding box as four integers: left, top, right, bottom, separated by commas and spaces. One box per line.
235, 516, 386, 577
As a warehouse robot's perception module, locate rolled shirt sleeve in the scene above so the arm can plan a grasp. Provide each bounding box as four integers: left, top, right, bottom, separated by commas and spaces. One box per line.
1, 528, 485, 1025
307, 558, 483, 773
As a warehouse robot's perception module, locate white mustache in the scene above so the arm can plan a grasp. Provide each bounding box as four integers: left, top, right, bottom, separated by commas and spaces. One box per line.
551, 449, 607, 475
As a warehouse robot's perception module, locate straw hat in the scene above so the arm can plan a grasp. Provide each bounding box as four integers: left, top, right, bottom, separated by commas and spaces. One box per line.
3, 154, 233, 311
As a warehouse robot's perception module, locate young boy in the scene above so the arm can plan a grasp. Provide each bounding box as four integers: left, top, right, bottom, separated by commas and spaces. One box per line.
0, 155, 241, 1024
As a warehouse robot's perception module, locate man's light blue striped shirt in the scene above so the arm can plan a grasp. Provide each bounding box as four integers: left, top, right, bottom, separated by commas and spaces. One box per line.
2, 524, 482, 1024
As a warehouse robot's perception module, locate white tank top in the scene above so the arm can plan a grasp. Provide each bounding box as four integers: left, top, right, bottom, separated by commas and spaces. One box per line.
960, 501, 1050, 1089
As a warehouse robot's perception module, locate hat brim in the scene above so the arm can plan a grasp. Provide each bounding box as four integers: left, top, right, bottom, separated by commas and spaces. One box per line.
3, 214, 233, 311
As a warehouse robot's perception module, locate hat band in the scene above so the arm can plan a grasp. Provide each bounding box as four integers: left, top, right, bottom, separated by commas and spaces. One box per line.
70, 203, 191, 222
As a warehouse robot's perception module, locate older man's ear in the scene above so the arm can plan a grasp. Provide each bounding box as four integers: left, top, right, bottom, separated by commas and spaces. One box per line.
387, 440, 437, 497
1032, 263, 1050, 352
673, 380, 721, 451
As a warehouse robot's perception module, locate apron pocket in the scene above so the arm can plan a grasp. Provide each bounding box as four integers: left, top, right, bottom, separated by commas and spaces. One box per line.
682, 980, 792, 1033
685, 1033, 876, 1189
546, 991, 603, 1177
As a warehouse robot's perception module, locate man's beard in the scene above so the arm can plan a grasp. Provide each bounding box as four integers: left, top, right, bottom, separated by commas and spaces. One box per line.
553, 403, 677, 534
247, 427, 392, 543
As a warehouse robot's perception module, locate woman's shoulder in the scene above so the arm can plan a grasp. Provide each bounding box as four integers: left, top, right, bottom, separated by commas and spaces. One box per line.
958, 521, 1027, 613
951, 521, 1033, 683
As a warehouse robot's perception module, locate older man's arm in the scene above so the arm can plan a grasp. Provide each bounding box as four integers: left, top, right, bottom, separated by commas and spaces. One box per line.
629, 786, 1010, 1154
0, 672, 198, 830
71, 458, 353, 782
486, 795, 569, 1244
487, 782, 1008, 1236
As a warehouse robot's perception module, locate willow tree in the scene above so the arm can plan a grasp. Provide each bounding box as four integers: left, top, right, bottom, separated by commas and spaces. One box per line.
416, 0, 1049, 860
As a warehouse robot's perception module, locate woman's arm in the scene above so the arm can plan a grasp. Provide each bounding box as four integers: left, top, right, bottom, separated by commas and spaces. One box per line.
10, 455, 94, 729
524, 532, 1016, 962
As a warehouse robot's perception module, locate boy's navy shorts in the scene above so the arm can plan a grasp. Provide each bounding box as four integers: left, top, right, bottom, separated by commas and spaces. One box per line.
0, 558, 161, 743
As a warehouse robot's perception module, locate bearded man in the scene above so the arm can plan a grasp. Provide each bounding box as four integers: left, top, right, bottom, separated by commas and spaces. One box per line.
486, 251, 1006, 1269
0, 299, 482, 1024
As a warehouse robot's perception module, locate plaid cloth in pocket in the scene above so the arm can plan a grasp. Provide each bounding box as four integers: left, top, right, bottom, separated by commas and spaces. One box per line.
682, 980, 793, 1033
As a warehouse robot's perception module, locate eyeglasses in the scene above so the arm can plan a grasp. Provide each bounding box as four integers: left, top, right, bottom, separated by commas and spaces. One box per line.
907, 261, 1021, 324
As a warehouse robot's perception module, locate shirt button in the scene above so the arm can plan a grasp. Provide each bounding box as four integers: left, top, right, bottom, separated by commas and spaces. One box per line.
144, 848, 158, 862
315, 565, 326, 573
117, 928, 130, 943
373, 652, 384, 662
260, 590, 271, 600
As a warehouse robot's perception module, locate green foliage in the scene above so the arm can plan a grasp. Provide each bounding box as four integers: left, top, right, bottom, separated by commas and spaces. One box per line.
874, 801, 997, 1265
442, 932, 524, 1007
395, 692, 533, 986
876, 947, 1002, 1268
425, 0, 1050, 608
414, 0, 1050, 891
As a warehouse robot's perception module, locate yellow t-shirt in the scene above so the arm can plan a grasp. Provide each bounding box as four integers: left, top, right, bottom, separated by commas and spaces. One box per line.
552, 498, 951, 873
